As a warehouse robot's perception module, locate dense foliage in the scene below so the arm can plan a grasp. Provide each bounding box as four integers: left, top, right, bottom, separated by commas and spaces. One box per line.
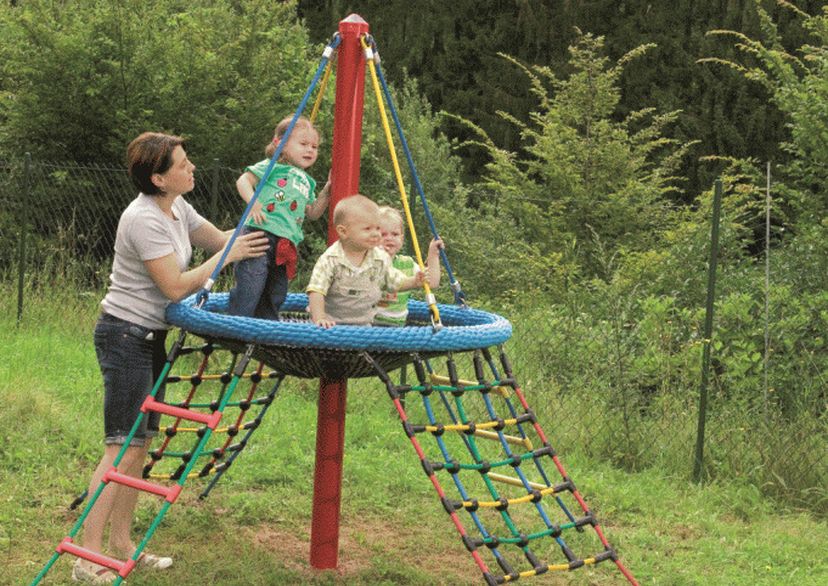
298, 0, 825, 194
0, 0, 313, 166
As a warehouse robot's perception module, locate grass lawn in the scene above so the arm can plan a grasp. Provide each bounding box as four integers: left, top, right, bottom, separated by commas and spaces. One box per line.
1, 288, 826, 585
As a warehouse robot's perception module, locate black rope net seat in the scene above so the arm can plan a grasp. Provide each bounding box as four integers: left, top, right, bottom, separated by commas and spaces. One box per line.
166, 292, 513, 379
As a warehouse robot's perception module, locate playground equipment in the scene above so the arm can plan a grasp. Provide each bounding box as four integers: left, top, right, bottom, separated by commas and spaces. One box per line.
31, 15, 637, 585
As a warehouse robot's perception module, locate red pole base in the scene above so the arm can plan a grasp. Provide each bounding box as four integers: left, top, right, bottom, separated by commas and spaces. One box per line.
309, 378, 348, 569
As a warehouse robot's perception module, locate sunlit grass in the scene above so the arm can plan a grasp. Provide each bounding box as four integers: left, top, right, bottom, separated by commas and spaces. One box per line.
2, 283, 827, 585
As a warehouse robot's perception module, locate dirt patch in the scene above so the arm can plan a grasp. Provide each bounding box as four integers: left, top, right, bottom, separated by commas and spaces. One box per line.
245, 513, 591, 584
245, 514, 480, 583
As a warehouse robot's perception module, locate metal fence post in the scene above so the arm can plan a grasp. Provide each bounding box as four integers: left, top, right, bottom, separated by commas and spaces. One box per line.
763, 162, 771, 423
210, 157, 220, 220
16, 152, 32, 325
693, 178, 723, 482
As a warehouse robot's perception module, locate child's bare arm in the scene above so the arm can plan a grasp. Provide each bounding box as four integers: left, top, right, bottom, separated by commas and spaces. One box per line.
425, 237, 444, 288
236, 172, 264, 224
397, 270, 425, 292
306, 173, 331, 220
308, 291, 335, 328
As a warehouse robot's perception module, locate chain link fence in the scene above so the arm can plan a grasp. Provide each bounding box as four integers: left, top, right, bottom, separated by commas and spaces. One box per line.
1, 157, 825, 517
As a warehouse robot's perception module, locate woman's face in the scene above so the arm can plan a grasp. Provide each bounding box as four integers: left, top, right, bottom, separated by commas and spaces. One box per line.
155, 146, 195, 195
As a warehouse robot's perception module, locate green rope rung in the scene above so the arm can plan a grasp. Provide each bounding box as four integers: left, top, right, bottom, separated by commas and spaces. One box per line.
479, 519, 582, 545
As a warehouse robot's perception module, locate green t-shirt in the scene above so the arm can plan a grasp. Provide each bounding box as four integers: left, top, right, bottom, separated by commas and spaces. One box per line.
244, 160, 317, 245
374, 254, 419, 326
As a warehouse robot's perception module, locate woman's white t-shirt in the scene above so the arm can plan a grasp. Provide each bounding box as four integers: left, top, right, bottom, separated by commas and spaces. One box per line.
101, 194, 206, 329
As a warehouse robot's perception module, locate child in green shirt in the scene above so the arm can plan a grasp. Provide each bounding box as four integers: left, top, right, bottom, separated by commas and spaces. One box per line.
228, 115, 330, 318
374, 205, 443, 326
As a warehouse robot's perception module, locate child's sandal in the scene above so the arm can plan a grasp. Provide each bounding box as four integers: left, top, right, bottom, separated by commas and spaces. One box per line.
71, 559, 116, 584
136, 552, 173, 570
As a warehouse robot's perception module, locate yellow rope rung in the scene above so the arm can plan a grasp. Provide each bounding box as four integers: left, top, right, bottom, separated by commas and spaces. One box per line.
148, 469, 218, 480
461, 484, 560, 509
487, 473, 546, 491
167, 371, 273, 382
423, 418, 519, 433
472, 428, 533, 450
502, 558, 598, 581
159, 424, 248, 434
430, 374, 511, 398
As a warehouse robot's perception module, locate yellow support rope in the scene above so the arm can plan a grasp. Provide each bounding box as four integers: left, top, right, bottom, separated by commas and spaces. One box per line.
361, 35, 441, 328
309, 60, 333, 124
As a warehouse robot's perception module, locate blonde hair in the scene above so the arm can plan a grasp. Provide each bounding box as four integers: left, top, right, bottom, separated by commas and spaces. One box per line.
264, 115, 318, 158
333, 194, 379, 226
377, 205, 404, 229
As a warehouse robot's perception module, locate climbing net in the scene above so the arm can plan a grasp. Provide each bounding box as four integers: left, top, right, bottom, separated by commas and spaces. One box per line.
367, 347, 638, 585
136, 339, 284, 499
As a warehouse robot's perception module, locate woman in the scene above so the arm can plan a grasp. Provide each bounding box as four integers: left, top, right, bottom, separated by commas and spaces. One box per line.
72, 132, 269, 584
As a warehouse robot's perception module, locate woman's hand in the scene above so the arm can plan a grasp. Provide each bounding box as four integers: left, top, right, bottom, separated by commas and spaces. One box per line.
227, 231, 269, 263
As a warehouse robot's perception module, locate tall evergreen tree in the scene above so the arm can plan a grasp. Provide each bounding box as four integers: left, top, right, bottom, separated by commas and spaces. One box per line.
435, 32, 695, 294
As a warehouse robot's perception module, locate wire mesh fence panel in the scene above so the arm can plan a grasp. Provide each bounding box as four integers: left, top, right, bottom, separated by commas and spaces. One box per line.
0, 160, 26, 275
1, 158, 247, 287
0, 157, 825, 517
505, 296, 827, 516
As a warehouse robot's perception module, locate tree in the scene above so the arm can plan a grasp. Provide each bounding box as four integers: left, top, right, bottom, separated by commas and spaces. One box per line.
297, 1, 825, 196
448, 32, 695, 291
703, 2, 828, 235
0, 0, 315, 167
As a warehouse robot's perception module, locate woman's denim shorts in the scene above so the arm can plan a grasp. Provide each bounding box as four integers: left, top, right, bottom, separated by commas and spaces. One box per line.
94, 313, 168, 447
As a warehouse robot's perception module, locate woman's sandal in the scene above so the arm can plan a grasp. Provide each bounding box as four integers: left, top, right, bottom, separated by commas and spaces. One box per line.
136, 552, 173, 570
71, 559, 116, 584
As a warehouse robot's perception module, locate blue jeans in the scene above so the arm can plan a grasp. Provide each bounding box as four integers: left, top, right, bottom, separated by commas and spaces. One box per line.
228, 228, 287, 319
94, 313, 168, 446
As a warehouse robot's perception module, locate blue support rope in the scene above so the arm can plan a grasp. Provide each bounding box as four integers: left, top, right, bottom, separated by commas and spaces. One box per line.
194, 34, 341, 306
368, 36, 467, 307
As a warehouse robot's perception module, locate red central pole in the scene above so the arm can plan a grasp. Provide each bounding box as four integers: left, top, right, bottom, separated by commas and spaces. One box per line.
309, 14, 368, 570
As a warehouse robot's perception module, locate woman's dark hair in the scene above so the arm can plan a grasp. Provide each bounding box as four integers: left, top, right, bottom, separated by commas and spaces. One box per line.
127, 132, 185, 195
